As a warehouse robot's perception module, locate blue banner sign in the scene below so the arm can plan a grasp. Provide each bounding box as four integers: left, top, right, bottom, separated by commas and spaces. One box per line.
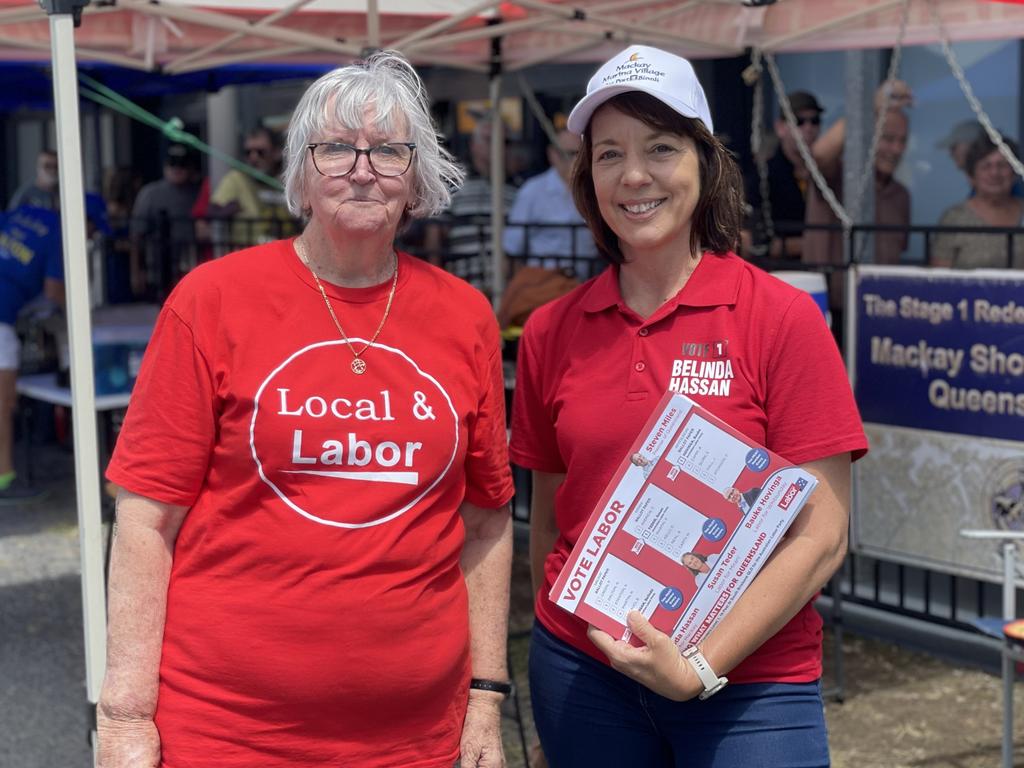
854, 266, 1024, 442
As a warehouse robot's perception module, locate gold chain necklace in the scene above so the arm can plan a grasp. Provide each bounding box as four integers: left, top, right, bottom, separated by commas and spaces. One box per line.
295, 237, 398, 375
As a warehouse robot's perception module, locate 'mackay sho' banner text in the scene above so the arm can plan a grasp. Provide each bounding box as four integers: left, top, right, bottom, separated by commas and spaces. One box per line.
851, 266, 1024, 583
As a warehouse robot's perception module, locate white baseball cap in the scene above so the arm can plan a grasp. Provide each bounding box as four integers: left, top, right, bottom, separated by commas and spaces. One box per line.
567, 45, 713, 136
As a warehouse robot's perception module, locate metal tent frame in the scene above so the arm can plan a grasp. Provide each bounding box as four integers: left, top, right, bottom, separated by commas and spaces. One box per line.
28, 0, 1024, 761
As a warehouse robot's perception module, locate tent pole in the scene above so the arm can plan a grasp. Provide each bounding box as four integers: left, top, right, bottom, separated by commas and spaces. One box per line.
842, 49, 880, 266
43, 1, 107, 762
489, 28, 505, 305
163, 0, 314, 73
389, 0, 499, 50
1001, 541, 1015, 768
761, 0, 905, 52
367, 0, 380, 49
117, 0, 362, 57
0, 31, 147, 69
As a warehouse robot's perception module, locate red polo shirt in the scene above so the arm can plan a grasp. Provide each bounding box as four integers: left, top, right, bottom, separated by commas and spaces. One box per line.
510, 251, 867, 683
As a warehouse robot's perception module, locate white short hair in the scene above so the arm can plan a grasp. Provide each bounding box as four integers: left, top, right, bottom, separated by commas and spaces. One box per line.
283, 50, 463, 220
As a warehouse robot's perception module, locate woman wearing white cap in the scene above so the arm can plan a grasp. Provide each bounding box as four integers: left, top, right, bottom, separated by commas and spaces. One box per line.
510, 45, 867, 767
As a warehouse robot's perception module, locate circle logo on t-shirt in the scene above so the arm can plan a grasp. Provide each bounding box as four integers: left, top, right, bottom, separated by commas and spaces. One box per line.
250, 340, 459, 528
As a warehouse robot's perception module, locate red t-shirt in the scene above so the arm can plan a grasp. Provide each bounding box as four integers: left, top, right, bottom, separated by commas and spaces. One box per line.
107, 240, 513, 768
510, 252, 867, 684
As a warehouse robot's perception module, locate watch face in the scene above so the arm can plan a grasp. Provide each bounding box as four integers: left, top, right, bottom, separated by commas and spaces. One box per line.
698, 678, 728, 700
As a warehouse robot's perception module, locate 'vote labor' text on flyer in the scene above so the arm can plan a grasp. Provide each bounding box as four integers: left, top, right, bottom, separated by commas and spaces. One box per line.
550, 391, 817, 650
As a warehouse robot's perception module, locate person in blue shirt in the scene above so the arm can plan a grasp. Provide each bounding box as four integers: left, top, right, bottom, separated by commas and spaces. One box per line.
503, 128, 600, 278
0, 205, 63, 501
7, 151, 60, 212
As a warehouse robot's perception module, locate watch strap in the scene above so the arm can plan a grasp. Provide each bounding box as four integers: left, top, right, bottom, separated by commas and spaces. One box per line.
682, 646, 728, 700
469, 677, 513, 698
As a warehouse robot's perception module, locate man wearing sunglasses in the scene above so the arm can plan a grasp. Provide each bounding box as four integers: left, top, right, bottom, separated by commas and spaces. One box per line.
209, 126, 296, 247
745, 90, 824, 261
129, 144, 200, 298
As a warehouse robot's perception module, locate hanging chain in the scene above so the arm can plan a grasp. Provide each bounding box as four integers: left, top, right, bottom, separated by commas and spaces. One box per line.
760, 0, 911, 242
762, 51, 852, 229
851, 0, 912, 218
747, 49, 775, 253
927, 0, 1024, 179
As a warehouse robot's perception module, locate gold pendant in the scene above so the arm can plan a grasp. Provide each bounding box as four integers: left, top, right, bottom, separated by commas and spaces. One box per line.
351, 358, 367, 375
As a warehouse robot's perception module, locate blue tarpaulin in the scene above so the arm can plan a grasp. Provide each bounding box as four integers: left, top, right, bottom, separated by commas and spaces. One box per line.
0, 60, 333, 112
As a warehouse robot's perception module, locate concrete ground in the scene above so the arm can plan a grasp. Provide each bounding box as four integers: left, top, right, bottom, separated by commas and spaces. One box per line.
0, 443, 92, 768
0, 441, 535, 768
2, 442, 1021, 768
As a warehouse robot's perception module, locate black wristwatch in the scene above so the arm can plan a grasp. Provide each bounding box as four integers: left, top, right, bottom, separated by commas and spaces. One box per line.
469, 677, 513, 698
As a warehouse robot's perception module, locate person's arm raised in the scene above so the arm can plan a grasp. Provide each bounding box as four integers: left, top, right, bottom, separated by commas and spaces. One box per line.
811, 118, 846, 179
812, 79, 913, 180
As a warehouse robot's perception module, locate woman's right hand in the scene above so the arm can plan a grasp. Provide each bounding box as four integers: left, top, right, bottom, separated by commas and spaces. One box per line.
97, 711, 160, 768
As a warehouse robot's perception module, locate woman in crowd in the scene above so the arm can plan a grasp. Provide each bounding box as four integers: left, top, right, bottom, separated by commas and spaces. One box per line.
933, 133, 1024, 269
510, 45, 867, 767
98, 51, 514, 768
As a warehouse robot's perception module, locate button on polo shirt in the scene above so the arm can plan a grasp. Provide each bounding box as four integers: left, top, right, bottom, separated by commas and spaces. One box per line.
569, 253, 743, 402
511, 251, 867, 685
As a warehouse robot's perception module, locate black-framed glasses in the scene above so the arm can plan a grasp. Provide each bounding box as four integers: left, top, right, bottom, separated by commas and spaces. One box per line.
307, 142, 417, 178
796, 115, 821, 127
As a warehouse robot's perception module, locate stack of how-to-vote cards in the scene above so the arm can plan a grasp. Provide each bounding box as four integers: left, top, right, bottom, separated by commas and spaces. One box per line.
551, 391, 818, 650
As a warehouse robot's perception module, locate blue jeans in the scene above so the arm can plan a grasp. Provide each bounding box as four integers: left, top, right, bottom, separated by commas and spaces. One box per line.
529, 623, 830, 768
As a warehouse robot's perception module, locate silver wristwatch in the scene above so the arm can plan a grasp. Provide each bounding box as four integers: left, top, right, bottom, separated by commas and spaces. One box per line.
682, 645, 728, 700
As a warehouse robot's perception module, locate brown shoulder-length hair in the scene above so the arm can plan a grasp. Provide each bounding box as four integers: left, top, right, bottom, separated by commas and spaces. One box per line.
571, 92, 744, 264
964, 132, 1020, 178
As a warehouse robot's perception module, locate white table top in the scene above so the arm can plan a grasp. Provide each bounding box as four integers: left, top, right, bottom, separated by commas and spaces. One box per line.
16, 372, 132, 411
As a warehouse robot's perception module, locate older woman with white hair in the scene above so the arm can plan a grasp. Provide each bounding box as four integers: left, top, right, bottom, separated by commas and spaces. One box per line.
98, 51, 514, 768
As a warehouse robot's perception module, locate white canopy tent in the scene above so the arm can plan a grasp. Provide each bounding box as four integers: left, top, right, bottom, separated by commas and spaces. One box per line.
11, 0, 1024, 760
11, 1, 1024, 72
